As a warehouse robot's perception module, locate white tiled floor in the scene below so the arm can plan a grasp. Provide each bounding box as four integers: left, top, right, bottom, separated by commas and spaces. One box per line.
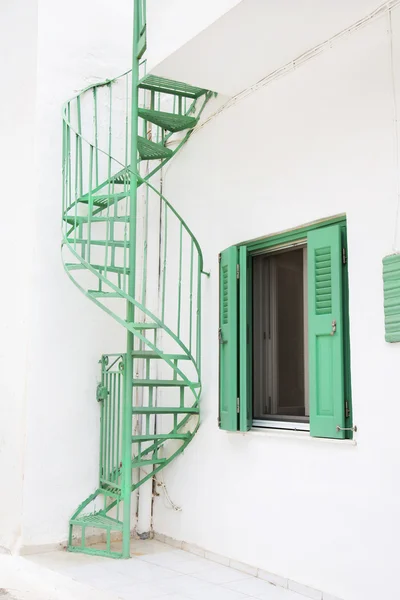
28, 539, 304, 600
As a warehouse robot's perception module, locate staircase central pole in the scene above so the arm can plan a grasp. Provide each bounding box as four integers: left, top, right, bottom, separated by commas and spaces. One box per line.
122, 0, 140, 559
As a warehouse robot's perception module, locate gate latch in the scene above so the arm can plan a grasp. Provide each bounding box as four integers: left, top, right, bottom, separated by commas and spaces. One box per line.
96, 384, 108, 402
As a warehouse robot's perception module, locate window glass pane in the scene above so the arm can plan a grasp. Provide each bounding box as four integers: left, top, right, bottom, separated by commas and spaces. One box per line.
274, 249, 305, 416
252, 246, 308, 423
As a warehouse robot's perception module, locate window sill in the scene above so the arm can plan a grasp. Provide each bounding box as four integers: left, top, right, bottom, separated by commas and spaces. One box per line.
238, 427, 357, 446
252, 419, 310, 432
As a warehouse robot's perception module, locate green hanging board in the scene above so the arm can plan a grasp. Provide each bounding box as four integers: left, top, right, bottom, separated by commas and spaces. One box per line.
383, 254, 400, 342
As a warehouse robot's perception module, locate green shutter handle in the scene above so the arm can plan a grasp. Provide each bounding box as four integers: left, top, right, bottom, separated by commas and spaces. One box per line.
331, 320, 337, 335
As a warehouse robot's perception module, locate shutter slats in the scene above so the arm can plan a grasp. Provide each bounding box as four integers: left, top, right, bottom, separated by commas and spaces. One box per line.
383, 254, 400, 342
315, 246, 332, 315
222, 264, 229, 325
219, 246, 239, 431
308, 225, 345, 439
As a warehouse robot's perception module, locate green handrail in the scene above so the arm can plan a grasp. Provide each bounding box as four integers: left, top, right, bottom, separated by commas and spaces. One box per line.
62, 37, 213, 558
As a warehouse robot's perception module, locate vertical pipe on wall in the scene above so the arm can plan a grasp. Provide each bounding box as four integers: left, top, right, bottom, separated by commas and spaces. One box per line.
121, 0, 140, 559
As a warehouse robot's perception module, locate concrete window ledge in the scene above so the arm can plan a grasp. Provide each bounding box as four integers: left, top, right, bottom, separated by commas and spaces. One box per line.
228, 427, 358, 447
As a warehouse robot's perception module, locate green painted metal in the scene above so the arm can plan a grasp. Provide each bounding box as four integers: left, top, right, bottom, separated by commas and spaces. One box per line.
138, 108, 198, 132
307, 224, 346, 439
341, 226, 353, 438
139, 74, 207, 98
239, 246, 252, 432
218, 246, 239, 431
137, 136, 173, 160
62, 2, 214, 558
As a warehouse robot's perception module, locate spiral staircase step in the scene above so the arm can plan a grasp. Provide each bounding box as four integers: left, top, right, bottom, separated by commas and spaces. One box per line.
132, 406, 199, 414
139, 74, 207, 99
138, 108, 198, 132
137, 136, 173, 160
132, 350, 190, 360
132, 433, 191, 442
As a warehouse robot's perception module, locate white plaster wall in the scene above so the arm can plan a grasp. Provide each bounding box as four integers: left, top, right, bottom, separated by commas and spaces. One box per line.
146, 0, 242, 71
153, 9, 400, 600
20, 0, 133, 547
8, 0, 256, 549
153, 0, 384, 95
0, 0, 38, 552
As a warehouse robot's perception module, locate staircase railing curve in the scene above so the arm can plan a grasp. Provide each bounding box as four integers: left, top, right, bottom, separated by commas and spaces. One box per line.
62, 63, 214, 557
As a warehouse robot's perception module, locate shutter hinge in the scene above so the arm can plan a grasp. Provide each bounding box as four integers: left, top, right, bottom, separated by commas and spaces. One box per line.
236, 264, 240, 279
342, 247, 347, 265
345, 400, 350, 419
237, 397, 240, 413
218, 253, 221, 263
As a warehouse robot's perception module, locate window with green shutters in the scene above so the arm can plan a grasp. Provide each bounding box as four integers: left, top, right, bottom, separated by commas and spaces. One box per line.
218, 217, 353, 439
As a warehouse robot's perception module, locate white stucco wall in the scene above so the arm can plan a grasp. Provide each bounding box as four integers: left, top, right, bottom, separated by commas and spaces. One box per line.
152, 8, 400, 600
3, 2, 400, 598
0, 0, 38, 552
146, 0, 242, 71
152, 0, 386, 95
13, 0, 244, 551
20, 0, 133, 548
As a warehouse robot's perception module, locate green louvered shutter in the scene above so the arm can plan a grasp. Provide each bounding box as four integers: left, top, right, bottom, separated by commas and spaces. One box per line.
219, 246, 239, 431
308, 225, 346, 439
239, 246, 252, 431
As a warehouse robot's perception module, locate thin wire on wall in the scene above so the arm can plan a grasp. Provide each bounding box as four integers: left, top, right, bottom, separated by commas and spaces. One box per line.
389, 9, 400, 252
192, 0, 400, 138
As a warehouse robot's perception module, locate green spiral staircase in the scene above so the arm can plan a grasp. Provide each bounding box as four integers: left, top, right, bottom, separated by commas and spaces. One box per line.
62, 1, 213, 558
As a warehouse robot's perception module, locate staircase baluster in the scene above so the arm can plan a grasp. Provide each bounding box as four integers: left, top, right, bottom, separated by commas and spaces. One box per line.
86, 145, 94, 262
61, 20, 214, 555
93, 87, 99, 187
77, 96, 83, 198
177, 222, 183, 337
189, 239, 194, 353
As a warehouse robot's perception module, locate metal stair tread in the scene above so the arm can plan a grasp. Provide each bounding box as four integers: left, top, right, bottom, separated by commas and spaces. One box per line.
78, 192, 129, 204
110, 170, 130, 185
132, 350, 190, 360
64, 215, 130, 225
132, 406, 199, 414
109, 168, 145, 186
131, 323, 160, 330
67, 239, 129, 248
137, 136, 173, 160
70, 513, 123, 531
132, 379, 200, 387
132, 433, 191, 442
138, 108, 198, 133
90, 264, 130, 275
65, 263, 85, 271
139, 74, 207, 99
88, 290, 121, 298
